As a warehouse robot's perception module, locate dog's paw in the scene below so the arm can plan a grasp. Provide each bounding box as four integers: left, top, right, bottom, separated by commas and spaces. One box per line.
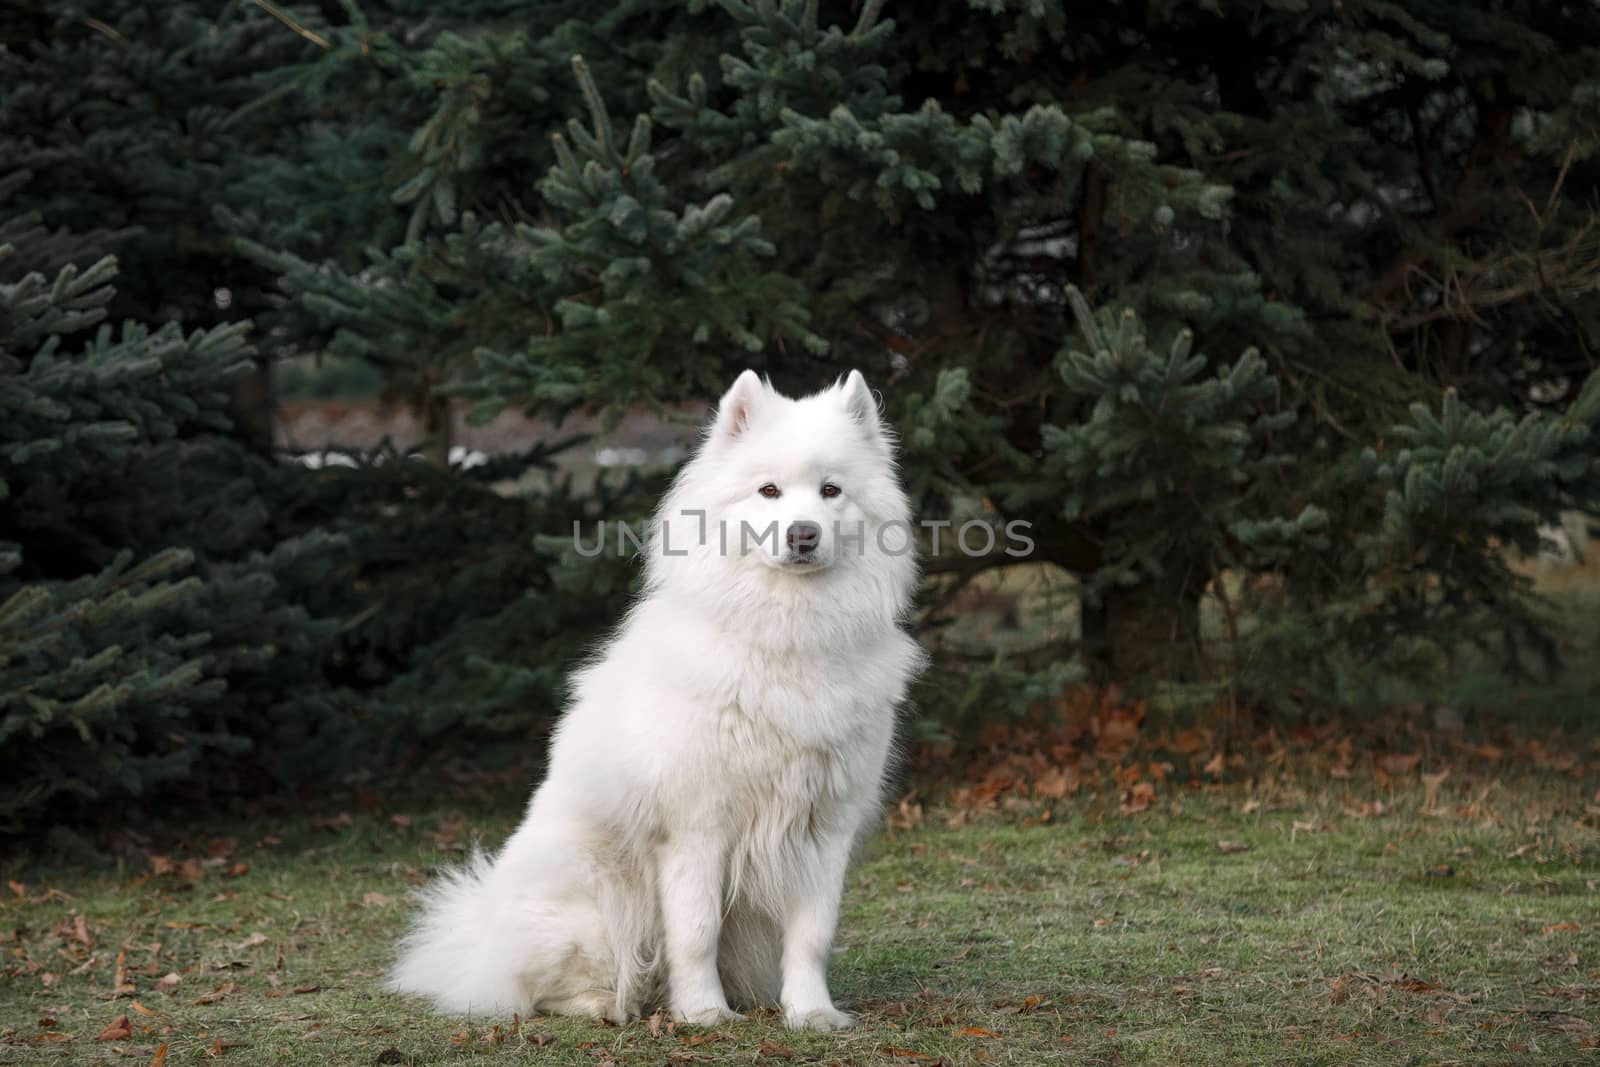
674, 1005, 745, 1027
784, 1006, 855, 1032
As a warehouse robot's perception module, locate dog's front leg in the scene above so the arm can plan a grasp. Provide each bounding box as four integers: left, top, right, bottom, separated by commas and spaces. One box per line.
779, 831, 855, 1031
657, 832, 742, 1026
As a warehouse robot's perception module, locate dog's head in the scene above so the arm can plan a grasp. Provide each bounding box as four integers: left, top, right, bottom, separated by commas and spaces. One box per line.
660, 369, 911, 578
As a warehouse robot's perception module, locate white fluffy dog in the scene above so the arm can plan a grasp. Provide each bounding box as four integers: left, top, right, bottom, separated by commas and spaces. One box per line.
389, 369, 924, 1030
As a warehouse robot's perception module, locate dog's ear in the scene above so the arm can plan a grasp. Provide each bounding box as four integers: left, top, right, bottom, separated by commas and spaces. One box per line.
713, 369, 766, 442
841, 369, 883, 437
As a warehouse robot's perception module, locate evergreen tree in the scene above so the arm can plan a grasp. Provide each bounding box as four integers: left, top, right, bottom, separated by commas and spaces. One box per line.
0, 184, 342, 833
240, 0, 1598, 720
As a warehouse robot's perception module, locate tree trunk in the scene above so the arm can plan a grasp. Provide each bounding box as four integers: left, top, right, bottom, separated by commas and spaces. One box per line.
1098, 566, 1205, 684
422, 393, 454, 469
228, 358, 275, 454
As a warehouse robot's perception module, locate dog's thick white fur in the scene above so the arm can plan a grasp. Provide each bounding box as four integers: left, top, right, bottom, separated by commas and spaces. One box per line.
389, 369, 923, 1031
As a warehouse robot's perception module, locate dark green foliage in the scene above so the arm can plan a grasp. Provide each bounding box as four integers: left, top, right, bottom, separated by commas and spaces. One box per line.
288, 445, 659, 739
0, 189, 342, 833
242, 0, 1597, 718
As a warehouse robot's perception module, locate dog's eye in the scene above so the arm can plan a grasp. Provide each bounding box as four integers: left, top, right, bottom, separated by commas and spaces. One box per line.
821, 483, 841, 498
759, 483, 781, 499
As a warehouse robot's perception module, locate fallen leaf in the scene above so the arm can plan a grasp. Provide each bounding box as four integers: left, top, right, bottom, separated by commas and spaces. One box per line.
1378, 752, 1421, 775
956, 1026, 1001, 1038
7, 879, 24, 901
1217, 840, 1251, 854
1034, 766, 1079, 799
97, 1016, 133, 1041
234, 932, 268, 950
36, 1031, 73, 1043
757, 1038, 794, 1058
130, 1001, 161, 1018
1422, 768, 1450, 812
155, 973, 181, 992
681, 1031, 731, 1046
192, 982, 237, 1005
1393, 979, 1442, 993
362, 892, 392, 907
150, 1044, 169, 1067
1120, 781, 1156, 815
1202, 751, 1226, 777
1543, 922, 1582, 934
881, 1049, 935, 1060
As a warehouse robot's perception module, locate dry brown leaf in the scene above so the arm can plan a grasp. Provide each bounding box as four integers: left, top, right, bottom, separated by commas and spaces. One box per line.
154, 973, 181, 992
1217, 840, 1251, 854
1378, 752, 1421, 775
192, 982, 236, 1005
96, 1016, 132, 1042
150, 1043, 169, 1067
1034, 766, 1079, 799
1392, 979, 1442, 993
1543, 922, 1582, 934
1421, 768, 1450, 812
757, 1038, 794, 1059
955, 1026, 1001, 1037
1120, 781, 1156, 815
1201, 752, 1226, 777
881, 1049, 935, 1060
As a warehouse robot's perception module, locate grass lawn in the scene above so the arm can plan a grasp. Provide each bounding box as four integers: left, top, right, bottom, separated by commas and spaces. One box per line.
3, 746, 1597, 1067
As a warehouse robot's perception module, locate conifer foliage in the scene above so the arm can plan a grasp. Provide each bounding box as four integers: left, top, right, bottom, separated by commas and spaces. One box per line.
0, 187, 340, 833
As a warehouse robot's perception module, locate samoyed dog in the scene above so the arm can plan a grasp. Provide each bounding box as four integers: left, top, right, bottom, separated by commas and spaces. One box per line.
390, 369, 924, 1030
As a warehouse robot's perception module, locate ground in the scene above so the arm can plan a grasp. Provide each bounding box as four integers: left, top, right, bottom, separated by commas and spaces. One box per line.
3, 735, 1597, 1067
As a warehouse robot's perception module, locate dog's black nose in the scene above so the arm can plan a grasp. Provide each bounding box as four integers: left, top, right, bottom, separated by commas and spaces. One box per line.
787, 521, 821, 555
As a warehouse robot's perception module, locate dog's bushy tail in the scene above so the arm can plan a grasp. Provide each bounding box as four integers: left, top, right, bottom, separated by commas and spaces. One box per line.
388, 850, 534, 1016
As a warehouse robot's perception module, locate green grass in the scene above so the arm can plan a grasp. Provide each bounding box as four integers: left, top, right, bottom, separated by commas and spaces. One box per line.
4, 764, 1598, 1066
